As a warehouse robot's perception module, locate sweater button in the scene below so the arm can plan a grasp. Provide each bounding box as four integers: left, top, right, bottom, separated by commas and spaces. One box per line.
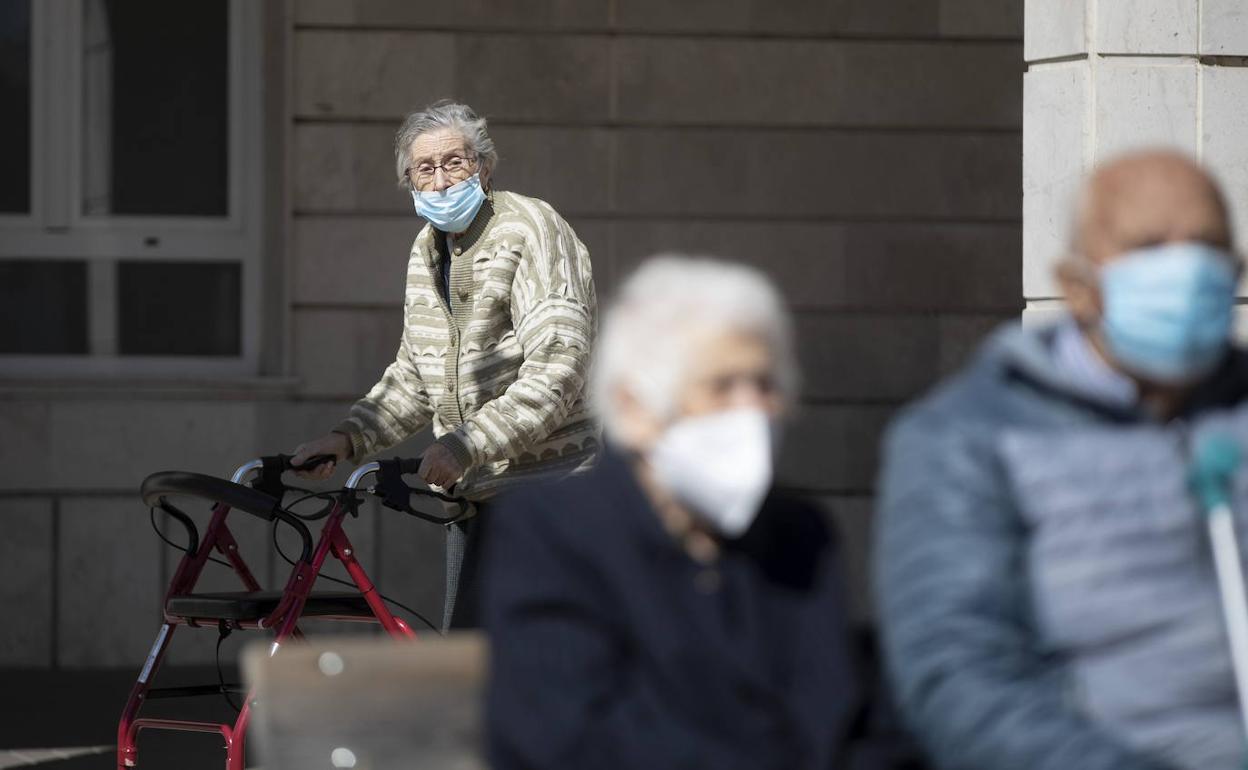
453, 247, 462, 256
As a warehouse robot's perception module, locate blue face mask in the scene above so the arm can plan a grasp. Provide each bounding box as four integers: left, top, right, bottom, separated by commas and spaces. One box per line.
1099, 241, 1238, 384
410, 174, 486, 233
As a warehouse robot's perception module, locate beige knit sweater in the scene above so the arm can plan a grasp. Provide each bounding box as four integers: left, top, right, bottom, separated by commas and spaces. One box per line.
334, 190, 599, 499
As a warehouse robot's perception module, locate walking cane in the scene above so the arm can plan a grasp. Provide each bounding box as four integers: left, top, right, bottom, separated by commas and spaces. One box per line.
1190, 434, 1248, 754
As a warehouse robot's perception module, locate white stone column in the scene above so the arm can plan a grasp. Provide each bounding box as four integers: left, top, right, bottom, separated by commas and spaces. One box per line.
1023, 0, 1248, 321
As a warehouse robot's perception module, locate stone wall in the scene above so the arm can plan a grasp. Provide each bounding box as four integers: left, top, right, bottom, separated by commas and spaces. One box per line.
0, 0, 1023, 669
289, 0, 1024, 622
1024, 0, 1248, 317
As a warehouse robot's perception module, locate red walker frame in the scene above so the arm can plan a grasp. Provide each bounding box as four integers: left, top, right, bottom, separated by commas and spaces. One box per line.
117, 457, 431, 769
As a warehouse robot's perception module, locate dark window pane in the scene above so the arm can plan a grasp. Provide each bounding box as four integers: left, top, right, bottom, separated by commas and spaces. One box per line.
84, 0, 228, 216
0, 0, 31, 213
0, 260, 88, 354
118, 261, 240, 356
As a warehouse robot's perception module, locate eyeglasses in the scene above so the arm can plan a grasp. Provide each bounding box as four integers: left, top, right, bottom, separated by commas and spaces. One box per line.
407, 154, 478, 186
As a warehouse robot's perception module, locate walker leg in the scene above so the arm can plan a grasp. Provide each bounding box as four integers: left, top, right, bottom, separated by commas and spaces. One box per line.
117, 622, 177, 767
225, 698, 252, 770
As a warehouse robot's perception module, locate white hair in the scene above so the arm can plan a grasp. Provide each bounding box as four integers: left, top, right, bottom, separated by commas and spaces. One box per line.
592, 255, 798, 440
394, 100, 498, 190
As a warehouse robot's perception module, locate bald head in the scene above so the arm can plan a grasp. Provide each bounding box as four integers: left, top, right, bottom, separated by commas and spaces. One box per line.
1056, 151, 1242, 405
1072, 150, 1234, 265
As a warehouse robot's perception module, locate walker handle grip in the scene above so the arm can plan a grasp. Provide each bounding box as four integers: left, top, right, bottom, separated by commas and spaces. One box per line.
278, 453, 338, 473
374, 457, 469, 524
252, 454, 339, 503
395, 455, 458, 497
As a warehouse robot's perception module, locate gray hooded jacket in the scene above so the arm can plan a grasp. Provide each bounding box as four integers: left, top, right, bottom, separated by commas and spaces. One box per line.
876, 319, 1248, 770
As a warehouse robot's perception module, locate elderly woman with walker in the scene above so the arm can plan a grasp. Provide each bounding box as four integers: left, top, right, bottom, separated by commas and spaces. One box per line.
292, 100, 598, 629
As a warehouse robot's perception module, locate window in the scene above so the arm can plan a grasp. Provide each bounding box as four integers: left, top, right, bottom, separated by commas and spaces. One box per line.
0, 0, 263, 377
0, 1, 30, 215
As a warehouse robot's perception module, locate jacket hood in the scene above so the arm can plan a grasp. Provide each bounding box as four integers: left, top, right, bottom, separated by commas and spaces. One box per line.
980, 316, 1248, 420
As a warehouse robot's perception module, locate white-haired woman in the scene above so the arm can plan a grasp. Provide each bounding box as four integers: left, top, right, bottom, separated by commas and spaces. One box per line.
483, 256, 858, 769
292, 100, 598, 629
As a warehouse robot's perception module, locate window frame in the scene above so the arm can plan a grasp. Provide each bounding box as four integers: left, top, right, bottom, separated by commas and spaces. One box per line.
0, 0, 264, 378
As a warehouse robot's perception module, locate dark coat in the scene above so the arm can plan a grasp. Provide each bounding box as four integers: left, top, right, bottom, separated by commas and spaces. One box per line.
483, 448, 859, 770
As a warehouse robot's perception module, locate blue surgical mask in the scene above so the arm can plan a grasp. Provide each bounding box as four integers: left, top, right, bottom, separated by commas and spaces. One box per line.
1099, 241, 1238, 384
410, 174, 486, 233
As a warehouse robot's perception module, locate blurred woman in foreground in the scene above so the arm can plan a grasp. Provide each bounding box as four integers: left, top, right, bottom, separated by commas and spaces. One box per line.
484, 256, 858, 769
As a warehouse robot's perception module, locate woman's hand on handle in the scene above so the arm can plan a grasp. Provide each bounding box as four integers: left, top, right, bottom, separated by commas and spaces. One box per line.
418, 442, 465, 490
290, 432, 351, 480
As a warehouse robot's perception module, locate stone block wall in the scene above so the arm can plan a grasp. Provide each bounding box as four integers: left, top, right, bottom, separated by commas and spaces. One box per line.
0, 0, 1023, 669
287, 0, 1024, 624
1024, 0, 1248, 307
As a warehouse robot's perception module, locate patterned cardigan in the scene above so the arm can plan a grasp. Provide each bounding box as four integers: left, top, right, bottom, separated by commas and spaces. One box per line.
333, 190, 599, 500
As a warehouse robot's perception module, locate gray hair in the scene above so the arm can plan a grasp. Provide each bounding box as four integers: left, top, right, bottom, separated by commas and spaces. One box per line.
394, 100, 498, 190
591, 255, 799, 441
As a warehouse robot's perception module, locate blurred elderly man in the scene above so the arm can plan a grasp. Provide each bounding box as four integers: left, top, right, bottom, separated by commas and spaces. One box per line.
483, 256, 858, 770
292, 100, 597, 628
877, 150, 1248, 770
